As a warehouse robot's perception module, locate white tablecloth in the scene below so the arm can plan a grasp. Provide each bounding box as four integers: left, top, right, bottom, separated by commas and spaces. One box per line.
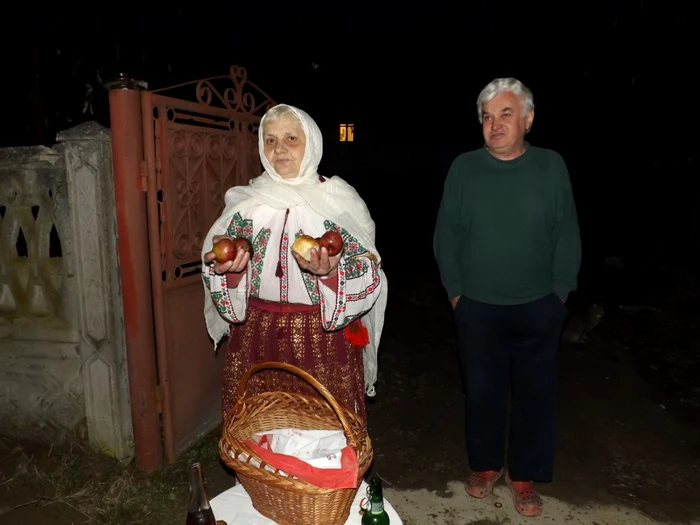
210, 480, 403, 524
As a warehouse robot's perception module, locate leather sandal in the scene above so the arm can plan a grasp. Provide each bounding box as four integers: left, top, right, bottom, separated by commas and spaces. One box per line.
464, 468, 504, 498
505, 472, 543, 517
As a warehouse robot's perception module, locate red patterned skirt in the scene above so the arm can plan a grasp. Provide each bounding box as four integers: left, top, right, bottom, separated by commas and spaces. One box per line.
222, 298, 366, 422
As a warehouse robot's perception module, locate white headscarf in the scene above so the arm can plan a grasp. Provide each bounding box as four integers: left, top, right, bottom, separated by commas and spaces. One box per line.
201, 104, 388, 396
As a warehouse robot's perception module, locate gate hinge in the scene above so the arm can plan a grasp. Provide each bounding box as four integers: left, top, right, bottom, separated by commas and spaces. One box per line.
140, 160, 149, 192
155, 384, 164, 414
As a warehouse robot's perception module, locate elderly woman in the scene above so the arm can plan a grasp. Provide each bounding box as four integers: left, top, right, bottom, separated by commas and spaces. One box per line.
201, 104, 387, 421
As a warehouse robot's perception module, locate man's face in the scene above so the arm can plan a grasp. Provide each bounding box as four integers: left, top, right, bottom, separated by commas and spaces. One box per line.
481, 90, 534, 159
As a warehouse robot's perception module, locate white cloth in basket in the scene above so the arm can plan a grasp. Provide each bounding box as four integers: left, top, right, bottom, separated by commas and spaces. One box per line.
252, 428, 347, 469
210, 480, 403, 524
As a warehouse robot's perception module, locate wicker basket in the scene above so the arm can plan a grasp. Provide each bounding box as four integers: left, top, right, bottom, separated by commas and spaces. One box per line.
218, 361, 373, 525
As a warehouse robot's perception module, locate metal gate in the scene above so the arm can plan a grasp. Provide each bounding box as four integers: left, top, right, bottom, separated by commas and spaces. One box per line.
140, 66, 275, 462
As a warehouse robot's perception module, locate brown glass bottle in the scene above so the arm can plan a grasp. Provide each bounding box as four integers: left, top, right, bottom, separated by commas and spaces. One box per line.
186, 460, 216, 525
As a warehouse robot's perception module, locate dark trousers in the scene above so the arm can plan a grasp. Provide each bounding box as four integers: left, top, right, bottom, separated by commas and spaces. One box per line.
454, 293, 566, 482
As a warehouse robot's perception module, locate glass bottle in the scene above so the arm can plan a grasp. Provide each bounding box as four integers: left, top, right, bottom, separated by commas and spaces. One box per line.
186, 460, 216, 525
361, 476, 390, 524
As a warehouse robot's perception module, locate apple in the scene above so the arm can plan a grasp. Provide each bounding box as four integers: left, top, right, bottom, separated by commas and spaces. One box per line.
212, 237, 253, 264
291, 234, 320, 262
319, 230, 344, 256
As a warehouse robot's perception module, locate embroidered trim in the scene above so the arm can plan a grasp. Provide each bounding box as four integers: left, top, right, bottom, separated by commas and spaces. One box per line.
343, 258, 369, 279
294, 230, 322, 304
204, 264, 239, 322
227, 212, 253, 240
250, 227, 271, 297
279, 230, 290, 302
346, 263, 380, 302
321, 259, 347, 330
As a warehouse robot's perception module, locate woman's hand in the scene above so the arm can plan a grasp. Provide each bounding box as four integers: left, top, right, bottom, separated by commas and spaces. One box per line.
292, 247, 341, 277
203, 235, 250, 275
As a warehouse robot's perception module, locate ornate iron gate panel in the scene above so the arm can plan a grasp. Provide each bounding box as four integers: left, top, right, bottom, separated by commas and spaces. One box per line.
140, 66, 275, 462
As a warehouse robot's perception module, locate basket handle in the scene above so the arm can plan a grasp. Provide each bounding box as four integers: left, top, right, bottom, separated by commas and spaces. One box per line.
234, 361, 360, 450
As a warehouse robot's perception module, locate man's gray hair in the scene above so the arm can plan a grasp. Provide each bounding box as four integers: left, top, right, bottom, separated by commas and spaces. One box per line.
476, 78, 535, 123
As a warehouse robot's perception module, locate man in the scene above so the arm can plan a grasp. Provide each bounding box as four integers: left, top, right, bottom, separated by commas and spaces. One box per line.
433, 78, 581, 517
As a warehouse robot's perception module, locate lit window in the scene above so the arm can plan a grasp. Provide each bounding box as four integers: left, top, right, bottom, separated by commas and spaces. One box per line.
339, 123, 354, 142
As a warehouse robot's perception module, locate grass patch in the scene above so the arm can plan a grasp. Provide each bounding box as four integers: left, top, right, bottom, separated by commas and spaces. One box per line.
0, 429, 228, 525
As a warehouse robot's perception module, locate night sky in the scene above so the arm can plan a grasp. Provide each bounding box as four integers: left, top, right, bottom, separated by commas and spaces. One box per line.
1, 2, 697, 274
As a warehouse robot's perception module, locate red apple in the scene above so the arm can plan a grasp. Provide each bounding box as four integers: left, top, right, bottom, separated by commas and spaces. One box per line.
212, 237, 253, 264
232, 237, 253, 256
320, 230, 344, 256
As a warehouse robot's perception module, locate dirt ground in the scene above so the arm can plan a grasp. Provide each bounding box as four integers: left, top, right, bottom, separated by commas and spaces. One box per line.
1, 259, 699, 524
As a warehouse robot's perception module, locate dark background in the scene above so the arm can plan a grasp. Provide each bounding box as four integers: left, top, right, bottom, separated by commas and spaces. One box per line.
1, 2, 697, 290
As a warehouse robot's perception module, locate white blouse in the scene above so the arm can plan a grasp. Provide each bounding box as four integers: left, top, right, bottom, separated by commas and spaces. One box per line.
203, 203, 382, 332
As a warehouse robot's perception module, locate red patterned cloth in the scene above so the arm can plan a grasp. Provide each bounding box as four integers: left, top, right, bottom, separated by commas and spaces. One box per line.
222, 302, 366, 422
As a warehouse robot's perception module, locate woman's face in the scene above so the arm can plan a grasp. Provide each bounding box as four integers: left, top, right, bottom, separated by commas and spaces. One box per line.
263, 115, 306, 178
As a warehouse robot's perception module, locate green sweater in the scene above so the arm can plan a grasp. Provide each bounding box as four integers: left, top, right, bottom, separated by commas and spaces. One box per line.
433, 144, 581, 305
